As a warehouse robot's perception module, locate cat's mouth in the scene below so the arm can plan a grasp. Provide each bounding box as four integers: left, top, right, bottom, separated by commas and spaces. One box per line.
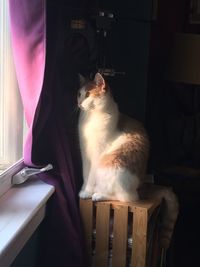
78, 103, 95, 111
78, 103, 85, 110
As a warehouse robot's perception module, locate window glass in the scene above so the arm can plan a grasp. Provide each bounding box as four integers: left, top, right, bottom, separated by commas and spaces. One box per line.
0, 1, 26, 173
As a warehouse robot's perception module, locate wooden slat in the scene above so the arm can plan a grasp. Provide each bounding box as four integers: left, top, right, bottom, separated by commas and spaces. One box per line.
95, 202, 111, 267
130, 199, 161, 219
79, 199, 93, 267
99, 198, 162, 219
112, 205, 128, 267
131, 207, 148, 267
147, 206, 162, 267
80, 198, 162, 267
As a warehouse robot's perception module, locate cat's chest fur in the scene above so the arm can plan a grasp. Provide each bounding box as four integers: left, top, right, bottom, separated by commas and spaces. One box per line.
79, 110, 118, 156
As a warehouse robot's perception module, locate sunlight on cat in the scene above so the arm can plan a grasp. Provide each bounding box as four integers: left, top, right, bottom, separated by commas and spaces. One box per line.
78, 72, 149, 201
77, 72, 179, 249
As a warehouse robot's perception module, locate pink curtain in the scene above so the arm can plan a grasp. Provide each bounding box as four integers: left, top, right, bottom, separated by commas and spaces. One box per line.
9, 0, 46, 165
9, 1, 85, 266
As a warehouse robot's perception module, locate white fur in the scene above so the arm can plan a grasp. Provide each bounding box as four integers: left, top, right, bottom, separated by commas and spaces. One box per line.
78, 87, 139, 202
92, 167, 139, 202
78, 75, 178, 249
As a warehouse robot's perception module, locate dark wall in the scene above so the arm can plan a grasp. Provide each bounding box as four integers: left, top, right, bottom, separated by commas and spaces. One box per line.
108, 19, 151, 122
146, 1, 200, 267
96, 0, 153, 122
146, 0, 188, 170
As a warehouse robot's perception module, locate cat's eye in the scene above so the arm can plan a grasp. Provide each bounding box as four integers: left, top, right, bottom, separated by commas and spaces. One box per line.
78, 92, 81, 97
85, 91, 90, 98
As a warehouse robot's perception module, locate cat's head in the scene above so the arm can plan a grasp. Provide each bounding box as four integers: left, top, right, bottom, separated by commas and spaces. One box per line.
77, 72, 110, 111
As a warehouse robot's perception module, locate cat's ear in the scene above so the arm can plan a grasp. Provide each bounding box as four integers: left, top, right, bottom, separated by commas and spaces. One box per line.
94, 72, 106, 91
78, 73, 86, 87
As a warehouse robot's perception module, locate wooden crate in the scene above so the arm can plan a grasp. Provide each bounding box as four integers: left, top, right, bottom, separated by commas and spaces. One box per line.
80, 198, 163, 267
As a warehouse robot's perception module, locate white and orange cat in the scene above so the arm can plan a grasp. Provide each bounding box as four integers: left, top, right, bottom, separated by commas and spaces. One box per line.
78, 72, 149, 202
77, 72, 179, 249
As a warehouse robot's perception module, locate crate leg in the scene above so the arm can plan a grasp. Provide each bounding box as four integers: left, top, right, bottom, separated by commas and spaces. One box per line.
131, 207, 148, 267
95, 202, 111, 267
80, 199, 93, 267
112, 205, 128, 267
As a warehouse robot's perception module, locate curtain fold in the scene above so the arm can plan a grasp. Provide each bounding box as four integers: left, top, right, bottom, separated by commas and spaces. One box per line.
9, 0, 46, 165
9, 1, 85, 266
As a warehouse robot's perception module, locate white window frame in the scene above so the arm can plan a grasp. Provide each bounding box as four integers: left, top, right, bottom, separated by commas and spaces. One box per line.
0, 3, 55, 267
0, 163, 55, 267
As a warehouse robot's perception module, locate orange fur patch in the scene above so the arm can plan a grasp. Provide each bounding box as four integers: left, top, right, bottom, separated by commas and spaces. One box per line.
100, 153, 122, 169
85, 81, 108, 97
99, 135, 149, 178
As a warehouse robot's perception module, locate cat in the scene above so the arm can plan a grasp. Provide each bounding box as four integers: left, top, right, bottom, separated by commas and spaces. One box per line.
77, 72, 149, 202
77, 72, 179, 249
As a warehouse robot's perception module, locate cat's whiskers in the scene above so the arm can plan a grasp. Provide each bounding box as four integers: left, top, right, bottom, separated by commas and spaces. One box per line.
71, 105, 79, 115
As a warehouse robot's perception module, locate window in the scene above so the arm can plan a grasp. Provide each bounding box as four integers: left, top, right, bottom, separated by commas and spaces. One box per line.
0, 0, 27, 173
0, 4, 55, 266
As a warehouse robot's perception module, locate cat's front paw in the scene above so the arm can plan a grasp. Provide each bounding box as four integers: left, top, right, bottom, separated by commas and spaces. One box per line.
92, 193, 105, 201
79, 190, 93, 199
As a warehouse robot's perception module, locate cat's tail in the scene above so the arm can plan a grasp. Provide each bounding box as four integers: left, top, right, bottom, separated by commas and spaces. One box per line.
138, 183, 179, 249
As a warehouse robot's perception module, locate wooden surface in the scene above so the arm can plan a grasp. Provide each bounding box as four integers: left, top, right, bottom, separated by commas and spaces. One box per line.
95, 202, 111, 267
94, 198, 162, 219
112, 205, 128, 267
79, 198, 93, 266
131, 208, 148, 267
79, 198, 162, 267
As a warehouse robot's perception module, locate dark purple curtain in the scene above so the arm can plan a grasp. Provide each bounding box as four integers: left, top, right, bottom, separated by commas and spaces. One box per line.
9, 1, 87, 266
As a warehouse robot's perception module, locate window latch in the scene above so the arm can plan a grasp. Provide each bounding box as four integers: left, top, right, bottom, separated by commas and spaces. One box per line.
12, 164, 53, 185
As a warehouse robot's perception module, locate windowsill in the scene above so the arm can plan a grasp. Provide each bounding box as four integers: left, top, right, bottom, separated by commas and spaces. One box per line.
0, 177, 54, 267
